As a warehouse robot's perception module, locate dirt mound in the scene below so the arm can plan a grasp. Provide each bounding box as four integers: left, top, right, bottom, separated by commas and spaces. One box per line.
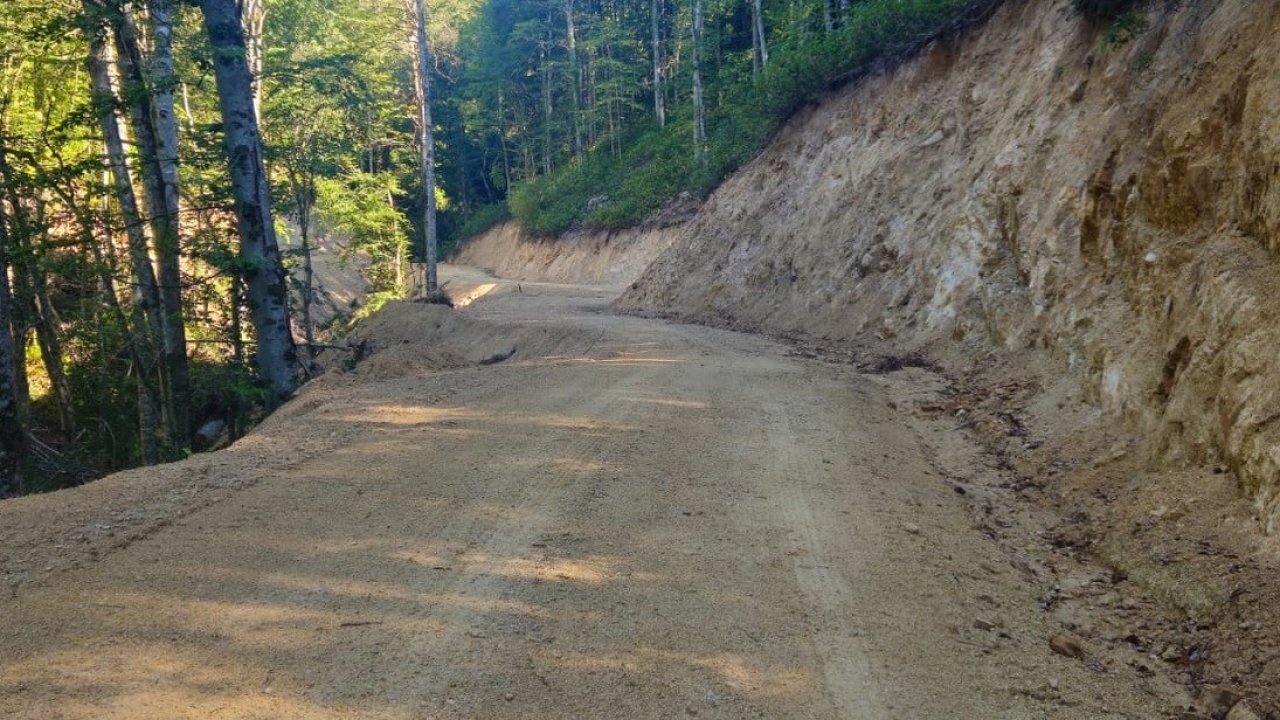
315, 290, 607, 385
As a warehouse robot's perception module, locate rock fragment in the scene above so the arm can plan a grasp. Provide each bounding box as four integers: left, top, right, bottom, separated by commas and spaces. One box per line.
1049, 632, 1085, 659
1226, 701, 1261, 720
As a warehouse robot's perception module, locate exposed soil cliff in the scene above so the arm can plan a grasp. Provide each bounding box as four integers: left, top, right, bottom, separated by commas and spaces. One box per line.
454, 221, 680, 287
621, 0, 1280, 530
611, 2, 1280, 709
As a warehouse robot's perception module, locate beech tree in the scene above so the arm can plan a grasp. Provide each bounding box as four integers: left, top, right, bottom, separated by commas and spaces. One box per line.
0, 163, 21, 497
411, 0, 440, 293
691, 0, 706, 157
197, 0, 298, 407
84, 13, 166, 463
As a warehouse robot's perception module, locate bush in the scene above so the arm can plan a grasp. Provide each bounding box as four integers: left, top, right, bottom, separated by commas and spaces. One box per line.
455, 202, 511, 241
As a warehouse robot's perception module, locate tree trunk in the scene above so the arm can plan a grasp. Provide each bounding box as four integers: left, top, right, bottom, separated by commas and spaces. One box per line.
197, 0, 298, 408
0, 174, 24, 498
29, 265, 75, 440
411, 0, 439, 293
112, 6, 193, 450
144, 0, 193, 448
88, 24, 164, 343
497, 88, 512, 190
228, 276, 245, 441
751, 0, 769, 72
652, 0, 666, 127
85, 19, 165, 461
692, 0, 706, 158
541, 38, 552, 176
241, 0, 267, 124
565, 0, 583, 160
298, 204, 317, 357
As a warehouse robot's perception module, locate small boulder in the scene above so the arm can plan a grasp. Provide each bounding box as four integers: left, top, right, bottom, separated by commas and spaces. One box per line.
1049, 632, 1085, 659
1225, 701, 1261, 720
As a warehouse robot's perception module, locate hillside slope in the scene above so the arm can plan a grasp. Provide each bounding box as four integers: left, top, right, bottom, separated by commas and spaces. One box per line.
620, 0, 1280, 529
453, 221, 682, 287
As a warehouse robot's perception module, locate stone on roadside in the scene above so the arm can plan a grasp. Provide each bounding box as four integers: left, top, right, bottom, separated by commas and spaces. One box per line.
1199, 688, 1242, 718
1225, 701, 1261, 720
973, 617, 1002, 632
1049, 632, 1085, 659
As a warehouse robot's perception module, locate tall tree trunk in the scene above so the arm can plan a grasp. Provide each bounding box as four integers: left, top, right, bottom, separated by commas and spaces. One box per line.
651, 0, 666, 127
144, 0, 193, 448
112, 6, 192, 450
692, 0, 706, 158
85, 19, 165, 461
823, 0, 834, 32
296, 192, 317, 357
541, 38, 552, 176
411, 0, 439, 293
228, 275, 245, 441
565, 0, 583, 160
197, 0, 298, 408
497, 87, 512, 190
28, 255, 75, 440
751, 0, 769, 72
241, 0, 266, 123
87, 24, 164, 345
0, 173, 23, 498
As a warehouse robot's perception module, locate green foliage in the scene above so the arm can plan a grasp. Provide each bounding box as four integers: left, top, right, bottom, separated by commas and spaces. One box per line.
501, 0, 987, 236
348, 289, 403, 326
455, 201, 511, 240
316, 172, 410, 294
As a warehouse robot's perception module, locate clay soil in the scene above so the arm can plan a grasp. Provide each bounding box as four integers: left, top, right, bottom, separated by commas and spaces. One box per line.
0, 267, 1199, 718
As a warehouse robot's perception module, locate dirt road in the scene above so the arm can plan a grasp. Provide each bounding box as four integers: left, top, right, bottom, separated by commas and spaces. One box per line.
0, 268, 1183, 718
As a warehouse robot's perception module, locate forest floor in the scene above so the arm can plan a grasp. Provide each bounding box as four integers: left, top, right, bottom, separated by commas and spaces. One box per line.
0, 266, 1200, 718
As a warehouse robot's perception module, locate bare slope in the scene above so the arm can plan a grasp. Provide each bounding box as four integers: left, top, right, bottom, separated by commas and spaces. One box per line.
453, 221, 680, 287
620, 0, 1280, 530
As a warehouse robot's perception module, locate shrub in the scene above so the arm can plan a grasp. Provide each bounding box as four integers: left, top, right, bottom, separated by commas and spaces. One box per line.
455, 202, 511, 241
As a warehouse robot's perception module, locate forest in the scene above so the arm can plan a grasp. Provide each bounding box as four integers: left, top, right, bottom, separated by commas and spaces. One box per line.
0, 0, 1005, 496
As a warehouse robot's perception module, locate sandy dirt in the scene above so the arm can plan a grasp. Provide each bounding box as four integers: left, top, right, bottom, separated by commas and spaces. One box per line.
0, 267, 1192, 718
